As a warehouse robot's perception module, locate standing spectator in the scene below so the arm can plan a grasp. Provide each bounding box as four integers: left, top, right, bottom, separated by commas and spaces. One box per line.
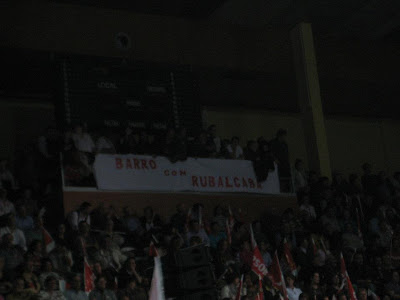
15, 188, 38, 217
64, 274, 88, 300
0, 233, 24, 277
227, 136, 244, 160
39, 276, 66, 299
49, 242, 74, 275
208, 222, 226, 249
89, 275, 117, 300
170, 203, 187, 234
220, 274, 240, 300
68, 202, 92, 232
15, 205, 34, 232
286, 274, 303, 300
72, 124, 95, 155
7, 277, 36, 300
191, 131, 214, 158
244, 140, 259, 162
0, 189, 15, 220
294, 159, 308, 192
96, 128, 116, 154
270, 129, 290, 178
186, 220, 210, 246
119, 127, 137, 154
361, 163, 379, 196
207, 124, 221, 154
0, 213, 26, 251
0, 159, 17, 191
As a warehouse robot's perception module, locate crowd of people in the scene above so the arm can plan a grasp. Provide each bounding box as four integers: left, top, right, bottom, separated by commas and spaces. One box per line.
1, 132, 400, 299
1, 121, 400, 300
59, 123, 290, 187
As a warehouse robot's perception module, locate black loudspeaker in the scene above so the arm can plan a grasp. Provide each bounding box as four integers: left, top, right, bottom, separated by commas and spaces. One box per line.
176, 244, 210, 268
178, 288, 218, 300
179, 265, 215, 291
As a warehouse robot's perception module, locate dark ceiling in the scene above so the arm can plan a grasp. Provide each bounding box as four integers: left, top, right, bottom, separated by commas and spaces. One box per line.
54, 0, 400, 41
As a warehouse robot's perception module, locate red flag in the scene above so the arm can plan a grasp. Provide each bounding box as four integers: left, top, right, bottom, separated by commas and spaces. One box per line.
149, 241, 159, 257
283, 238, 297, 276
235, 274, 244, 300
41, 227, 55, 253
340, 253, 357, 300
149, 257, 166, 300
84, 259, 95, 293
226, 219, 232, 245
268, 251, 288, 300
250, 224, 268, 278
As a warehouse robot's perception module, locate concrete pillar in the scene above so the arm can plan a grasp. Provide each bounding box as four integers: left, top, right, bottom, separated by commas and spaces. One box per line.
290, 22, 332, 177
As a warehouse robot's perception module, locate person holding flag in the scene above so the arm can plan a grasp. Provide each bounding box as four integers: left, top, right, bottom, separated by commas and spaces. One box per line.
221, 274, 242, 300
340, 252, 358, 300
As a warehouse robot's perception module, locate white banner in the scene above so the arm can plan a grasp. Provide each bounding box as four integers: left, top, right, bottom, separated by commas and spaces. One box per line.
93, 154, 280, 194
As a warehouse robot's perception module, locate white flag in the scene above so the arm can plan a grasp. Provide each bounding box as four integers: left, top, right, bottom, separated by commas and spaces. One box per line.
149, 257, 166, 300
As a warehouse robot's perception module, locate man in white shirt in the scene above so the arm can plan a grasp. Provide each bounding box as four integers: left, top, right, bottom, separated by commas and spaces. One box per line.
72, 124, 95, 153
68, 202, 92, 231
0, 213, 27, 251
227, 136, 244, 160
286, 274, 302, 300
220, 274, 240, 299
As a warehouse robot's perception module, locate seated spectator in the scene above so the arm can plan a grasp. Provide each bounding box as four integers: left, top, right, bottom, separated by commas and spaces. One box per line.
299, 192, 316, 220
118, 257, 143, 289
96, 128, 116, 154
208, 222, 227, 249
0, 189, 15, 220
63, 150, 93, 186
89, 275, 117, 300
68, 202, 92, 232
15, 188, 38, 217
117, 277, 147, 300
341, 223, 364, 251
100, 218, 124, 248
326, 273, 345, 299
64, 273, 87, 300
191, 131, 214, 158
93, 236, 127, 272
49, 241, 74, 275
212, 205, 226, 233
244, 140, 259, 162
0, 256, 12, 295
39, 259, 61, 287
218, 138, 231, 159
306, 272, 324, 299
0, 213, 26, 251
320, 206, 341, 237
37, 275, 65, 300
72, 221, 92, 269
170, 203, 187, 235
7, 277, 36, 300
25, 216, 49, 248
121, 207, 142, 236
294, 159, 308, 192
348, 253, 371, 286
15, 205, 34, 232
227, 136, 244, 160
140, 206, 163, 242
186, 220, 210, 247
384, 271, 400, 299
0, 233, 24, 278
286, 274, 302, 300
0, 159, 17, 191
220, 273, 240, 300
26, 240, 44, 272
21, 257, 41, 295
